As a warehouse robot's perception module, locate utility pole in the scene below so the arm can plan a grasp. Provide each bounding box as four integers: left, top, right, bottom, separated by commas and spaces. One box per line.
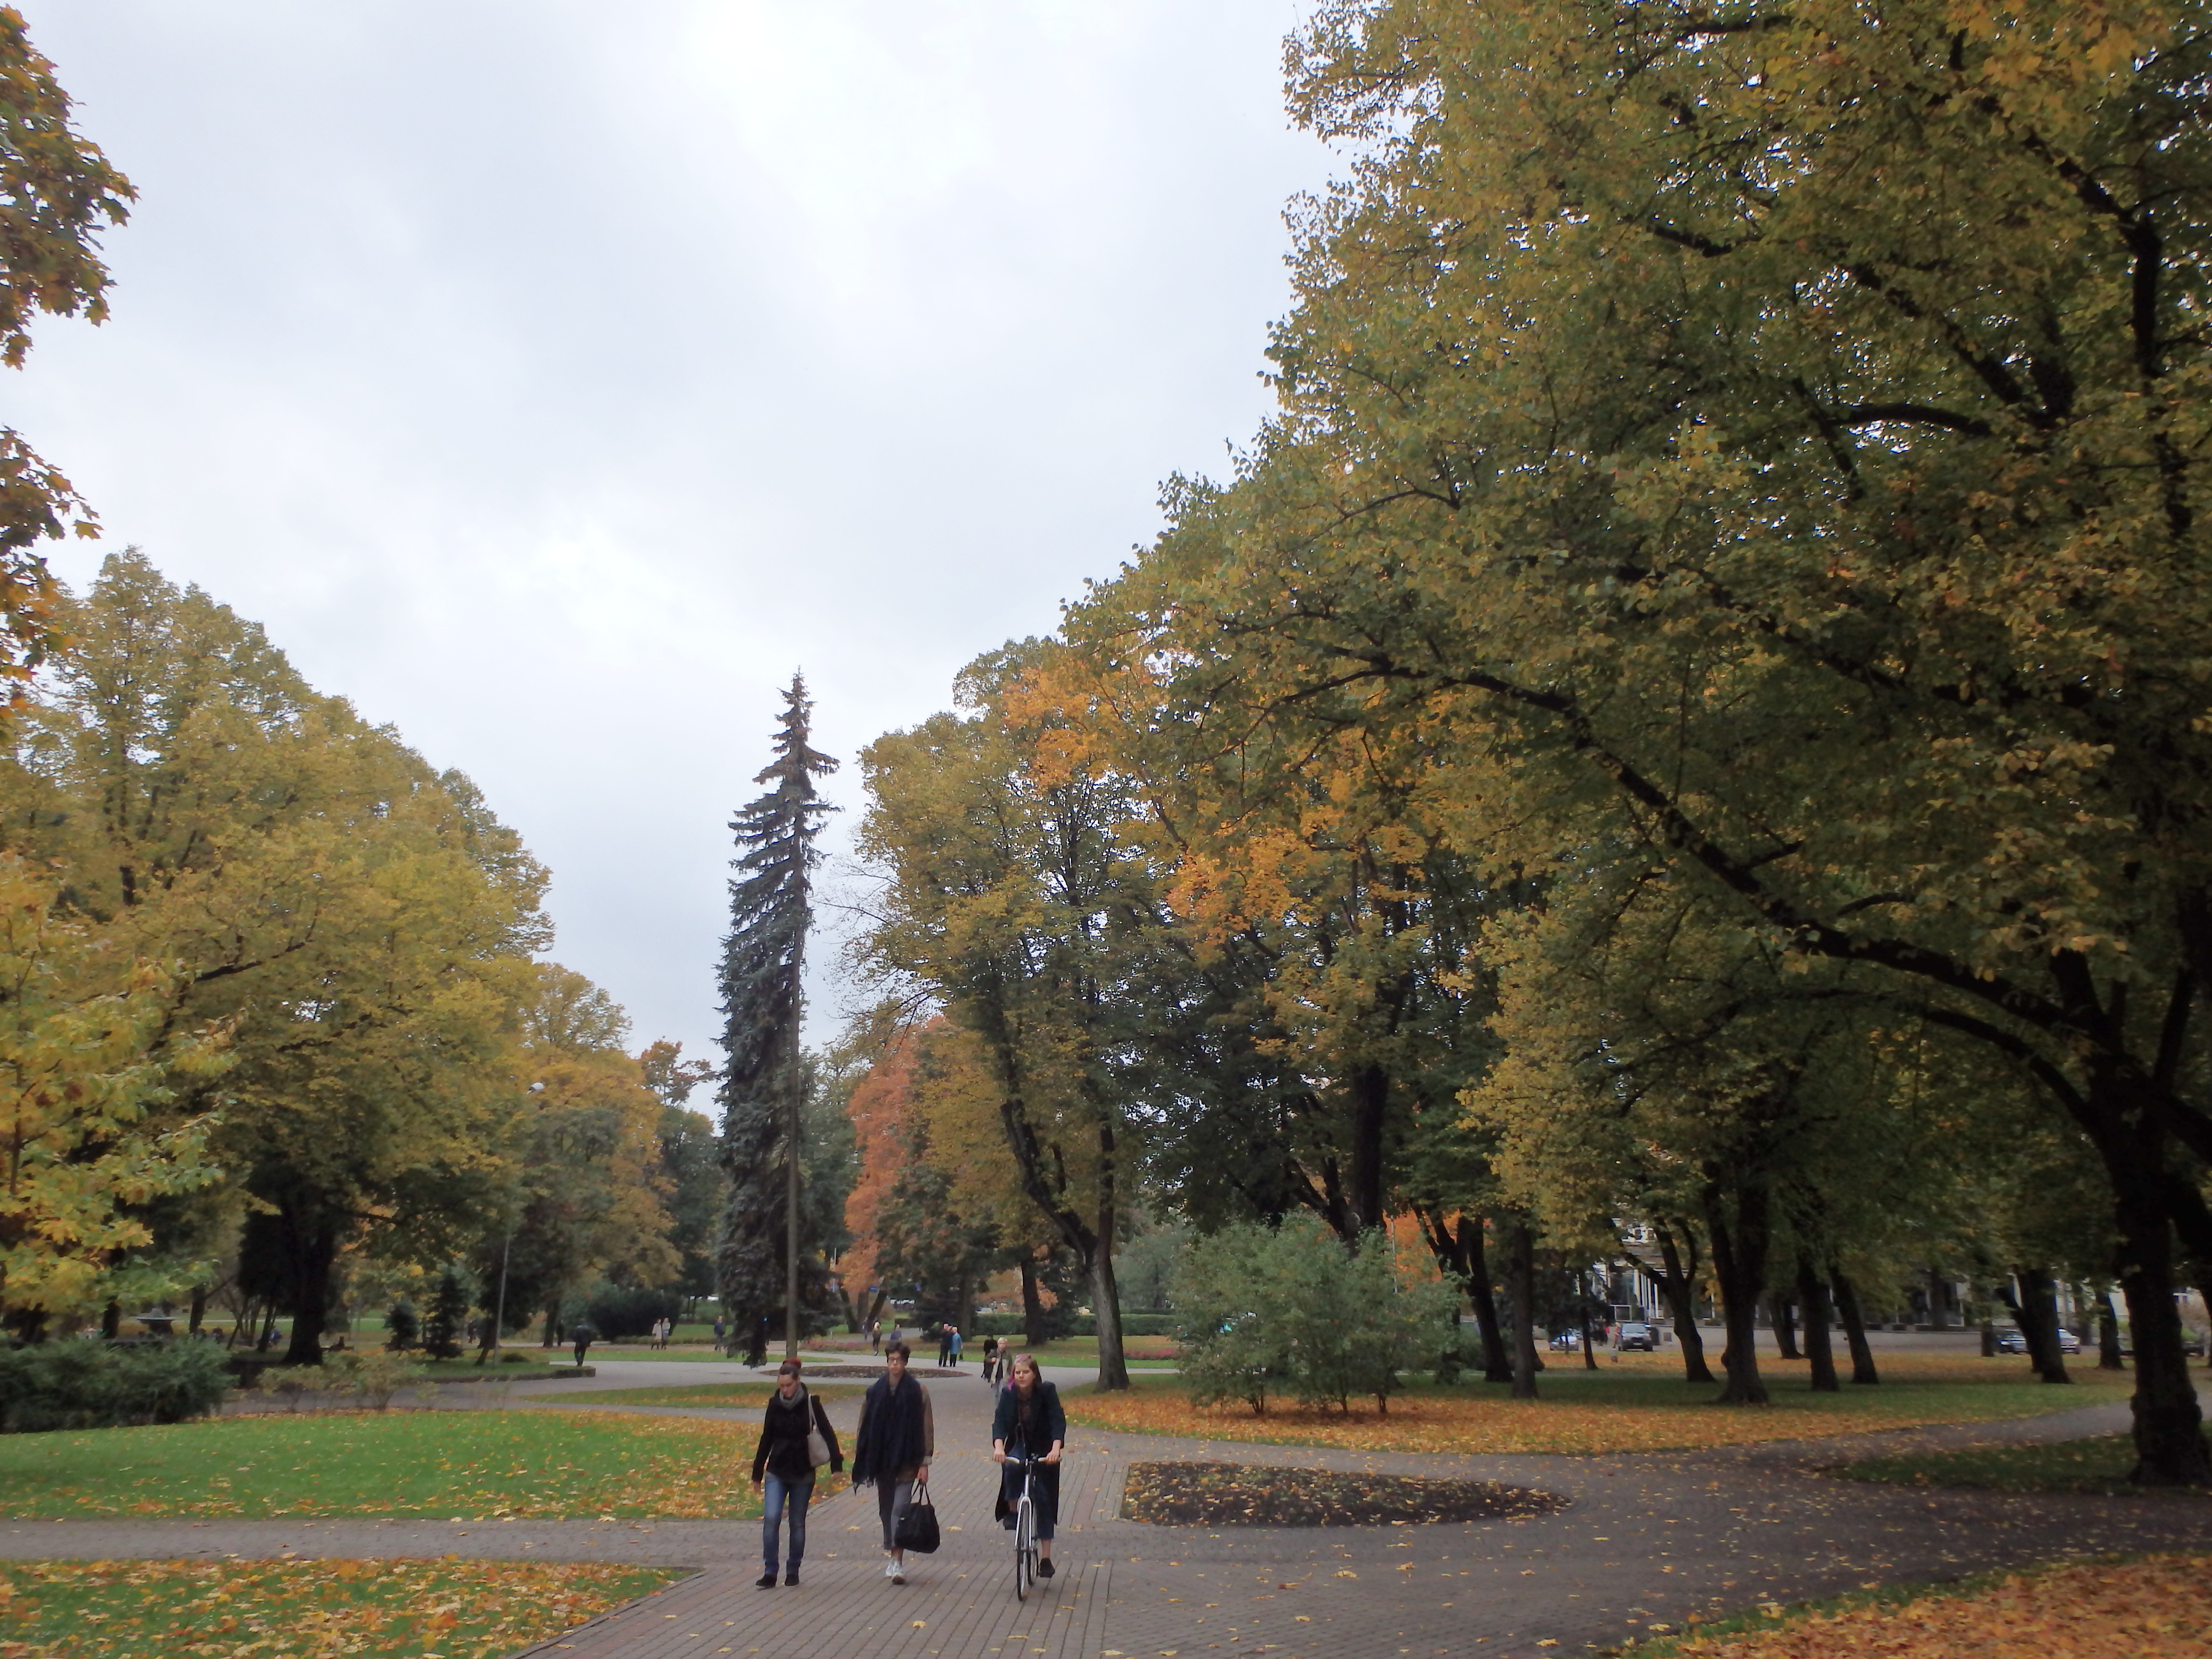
492, 1229, 512, 1357
785, 1026, 802, 1362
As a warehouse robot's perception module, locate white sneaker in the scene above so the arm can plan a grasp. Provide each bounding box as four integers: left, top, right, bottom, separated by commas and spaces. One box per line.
892, 1562, 906, 1585
883, 1559, 898, 1579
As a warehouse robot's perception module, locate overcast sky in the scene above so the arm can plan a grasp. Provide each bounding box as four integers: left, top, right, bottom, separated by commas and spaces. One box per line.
12, 1, 1328, 1065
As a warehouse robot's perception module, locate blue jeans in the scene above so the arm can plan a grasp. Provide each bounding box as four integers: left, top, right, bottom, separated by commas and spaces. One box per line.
762, 1474, 813, 1573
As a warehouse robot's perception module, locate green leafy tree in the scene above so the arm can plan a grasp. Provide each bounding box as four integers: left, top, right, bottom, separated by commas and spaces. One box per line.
1069, 0, 2212, 1486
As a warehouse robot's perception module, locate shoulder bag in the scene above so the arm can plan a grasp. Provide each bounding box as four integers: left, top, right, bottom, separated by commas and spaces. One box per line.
894, 1482, 941, 1553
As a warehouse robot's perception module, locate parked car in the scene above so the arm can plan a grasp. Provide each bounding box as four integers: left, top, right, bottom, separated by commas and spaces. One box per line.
2055, 1327, 2082, 1355
1547, 1330, 1582, 1351
1614, 1321, 1656, 1352
1994, 1327, 2028, 1353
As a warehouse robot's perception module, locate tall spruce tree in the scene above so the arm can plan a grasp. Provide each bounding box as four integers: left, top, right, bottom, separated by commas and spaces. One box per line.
715, 674, 838, 1364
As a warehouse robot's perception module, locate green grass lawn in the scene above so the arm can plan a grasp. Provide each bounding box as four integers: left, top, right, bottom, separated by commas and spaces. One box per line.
1832, 1432, 2212, 1495
0, 1558, 683, 1659
0, 1409, 761, 1519
559, 1381, 863, 1407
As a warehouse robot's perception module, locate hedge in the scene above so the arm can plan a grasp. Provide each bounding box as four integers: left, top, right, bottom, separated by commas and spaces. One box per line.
0, 1338, 231, 1432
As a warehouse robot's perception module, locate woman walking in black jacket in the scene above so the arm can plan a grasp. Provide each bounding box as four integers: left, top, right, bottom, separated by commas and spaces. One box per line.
850, 1340, 934, 1584
990, 1353, 1066, 1578
750, 1359, 842, 1587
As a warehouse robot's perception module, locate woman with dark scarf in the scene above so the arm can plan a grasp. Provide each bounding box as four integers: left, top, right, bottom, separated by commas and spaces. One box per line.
749, 1359, 842, 1588
990, 1353, 1066, 1578
850, 1339, 934, 1584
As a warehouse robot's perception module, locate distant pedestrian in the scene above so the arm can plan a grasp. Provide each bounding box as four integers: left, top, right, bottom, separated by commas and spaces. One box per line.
949, 1327, 963, 1368
714, 1315, 727, 1351
869, 1320, 882, 1354
751, 1359, 843, 1587
937, 1324, 953, 1368
981, 1335, 999, 1385
570, 1320, 595, 1367
851, 1340, 934, 1585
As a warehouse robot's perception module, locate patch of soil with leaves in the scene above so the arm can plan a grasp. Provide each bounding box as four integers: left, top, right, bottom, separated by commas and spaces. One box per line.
1122, 1460, 1564, 1527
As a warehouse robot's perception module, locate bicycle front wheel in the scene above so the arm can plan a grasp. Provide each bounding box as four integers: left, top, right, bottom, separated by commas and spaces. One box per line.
1013, 1497, 1034, 1600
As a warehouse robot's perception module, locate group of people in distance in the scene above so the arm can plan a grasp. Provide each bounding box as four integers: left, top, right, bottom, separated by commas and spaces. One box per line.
747, 1339, 1065, 1589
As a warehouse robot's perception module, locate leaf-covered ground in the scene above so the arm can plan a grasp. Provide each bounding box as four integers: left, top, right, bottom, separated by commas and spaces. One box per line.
0, 1558, 680, 1659
1121, 1459, 1563, 1526
1834, 1432, 2212, 1496
1615, 1553, 2212, 1655
0, 1410, 761, 1519
551, 1381, 862, 1407
1066, 1356, 2132, 1455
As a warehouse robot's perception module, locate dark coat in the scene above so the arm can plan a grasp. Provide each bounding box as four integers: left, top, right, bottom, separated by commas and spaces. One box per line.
752, 1385, 842, 1484
992, 1378, 1066, 1528
851, 1372, 933, 1487
991, 1377, 1066, 1454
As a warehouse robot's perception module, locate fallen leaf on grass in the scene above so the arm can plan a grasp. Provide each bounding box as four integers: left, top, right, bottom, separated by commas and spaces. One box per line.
1635, 1554, 2212, 1656
0, 1558, 679, 1659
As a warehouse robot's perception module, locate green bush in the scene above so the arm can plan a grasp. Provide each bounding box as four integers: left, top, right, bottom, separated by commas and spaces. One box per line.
573, 1283, 684, 1342
1172, 1218, 1460, 1415
0, 1338, 230, 1432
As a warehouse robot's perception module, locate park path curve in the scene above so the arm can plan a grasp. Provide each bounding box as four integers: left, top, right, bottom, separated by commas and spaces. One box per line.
8, 1360, 2212, 1658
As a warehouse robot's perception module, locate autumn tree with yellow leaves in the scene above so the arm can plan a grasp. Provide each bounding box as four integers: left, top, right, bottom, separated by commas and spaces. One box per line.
1059, 0, 2212, 1483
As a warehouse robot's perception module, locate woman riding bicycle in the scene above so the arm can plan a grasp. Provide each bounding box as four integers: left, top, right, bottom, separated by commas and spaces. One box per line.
990, 1352, 1066, 1578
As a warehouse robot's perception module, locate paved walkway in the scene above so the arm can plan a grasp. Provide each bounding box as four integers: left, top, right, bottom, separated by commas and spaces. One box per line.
9, 1360, 2212, 1658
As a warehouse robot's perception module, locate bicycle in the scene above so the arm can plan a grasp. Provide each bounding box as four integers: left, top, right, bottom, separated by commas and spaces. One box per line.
1002, 1453, 1041, 1599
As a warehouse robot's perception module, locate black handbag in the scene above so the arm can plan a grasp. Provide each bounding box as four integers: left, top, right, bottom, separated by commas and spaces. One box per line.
894, 1482, 941, 1554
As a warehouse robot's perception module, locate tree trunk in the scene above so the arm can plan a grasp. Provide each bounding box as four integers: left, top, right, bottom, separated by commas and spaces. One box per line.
2110, 1130, 2212, 1484
2021, 1266, 2071, 1384
1092, 1118, 1130, 1391
1703, 1177, 1770, 1406
1414, 1206, 1514, 1382
188, 1287, 206, 1336
1767, 1291, 1801, 1360
1651, 1220, 1715, 1383
1996, 1273, 2068, 1384
1503, 1214, 1539, 1400
1465, 1218, 1513, 1383
1831, 1270, 1880, 1384
101, 1299, 121, 1341
1092, 1250, 1130, 1391
2099, 1286, 2126, 1371
1345, 1062, 1389, 1237
542, 1296, 560, 1348
1795, 1259, 1839, 1393
278, 1210, 340, 1367
1021, 1253, 1050, 1348
1579, 1307, 1599, 1370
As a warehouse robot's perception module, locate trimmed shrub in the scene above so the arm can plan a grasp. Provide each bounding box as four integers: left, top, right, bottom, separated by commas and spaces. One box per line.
0, 1338, 230, 1432
573, 1284, 683, 1342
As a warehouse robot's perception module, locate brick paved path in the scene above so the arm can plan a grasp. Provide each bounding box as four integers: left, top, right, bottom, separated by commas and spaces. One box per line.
10, 1363, 2212, 1658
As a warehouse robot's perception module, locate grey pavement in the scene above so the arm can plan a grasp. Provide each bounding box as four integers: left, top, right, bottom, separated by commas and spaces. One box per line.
10, 1357, 2212, 1657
